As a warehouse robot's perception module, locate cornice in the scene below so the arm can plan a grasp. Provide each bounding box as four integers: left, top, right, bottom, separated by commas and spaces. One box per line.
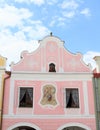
11, 72, 93, 81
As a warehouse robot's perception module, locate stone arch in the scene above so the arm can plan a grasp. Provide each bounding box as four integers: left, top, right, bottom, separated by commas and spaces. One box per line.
57, 122, 91, 130
7, 122, 41, 130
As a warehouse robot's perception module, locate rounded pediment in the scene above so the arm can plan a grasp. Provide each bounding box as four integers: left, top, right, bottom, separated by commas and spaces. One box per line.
38, 32, 64, 47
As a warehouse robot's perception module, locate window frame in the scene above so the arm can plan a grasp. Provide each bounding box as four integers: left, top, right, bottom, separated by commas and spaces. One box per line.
65, 88, 80, 108
18, 87, 33, 108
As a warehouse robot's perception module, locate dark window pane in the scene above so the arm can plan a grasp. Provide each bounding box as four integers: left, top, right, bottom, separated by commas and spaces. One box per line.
19, 88, 33, 107
49, 63, 56, 72
66, 88, 79, 108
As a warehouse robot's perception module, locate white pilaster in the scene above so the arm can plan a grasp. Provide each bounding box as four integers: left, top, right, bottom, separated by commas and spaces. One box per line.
83, 81, 89, 115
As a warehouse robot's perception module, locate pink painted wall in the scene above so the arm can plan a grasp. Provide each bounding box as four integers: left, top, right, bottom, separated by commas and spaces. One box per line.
3, 76, 10, 115
2, 35, 96, 130
2, 118, 96, 130
11, 37, 90, 73
3, 80, 95, 116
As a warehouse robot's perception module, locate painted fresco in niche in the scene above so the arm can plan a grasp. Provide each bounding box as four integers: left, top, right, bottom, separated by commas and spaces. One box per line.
40, 85, 57, 106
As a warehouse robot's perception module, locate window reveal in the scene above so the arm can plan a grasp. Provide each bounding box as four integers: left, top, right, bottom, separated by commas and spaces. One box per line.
66, 88, 79, 108
19, 87, 33, 107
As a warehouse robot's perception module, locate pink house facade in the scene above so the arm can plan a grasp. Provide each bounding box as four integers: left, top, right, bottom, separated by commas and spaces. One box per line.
2, 34, 96, 130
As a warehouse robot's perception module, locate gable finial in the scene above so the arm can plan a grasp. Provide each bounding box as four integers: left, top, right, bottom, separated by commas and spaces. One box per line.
50, 32, 53, 36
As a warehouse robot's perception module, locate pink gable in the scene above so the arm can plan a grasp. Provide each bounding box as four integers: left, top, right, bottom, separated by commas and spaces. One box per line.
2, 34, 96, 130
11, 35, 91, 72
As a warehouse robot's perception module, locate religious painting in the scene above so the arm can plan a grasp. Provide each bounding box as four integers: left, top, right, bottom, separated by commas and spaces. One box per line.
40, 85, 57, 106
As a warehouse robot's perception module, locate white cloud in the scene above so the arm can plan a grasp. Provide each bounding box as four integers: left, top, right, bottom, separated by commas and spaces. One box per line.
49, 15, 66, 27
49, 20, 56, 27
53, 0, 91, 27
62, 11, 75, 18
0, 4, 50, 70
46, 0, 58, 5
0, 29, 39, 70
80, 8, 91, 17
21, 20, 50, 39
15, 0, 45, 6
83, 51, 100, 70
30, 0, 45, 6
0, 1, 94, 71
0, 4, 50, 38
15, 0, 58, 6
0, 4, 32, 28
60, 0, 79, 10
0, 20, 49, 71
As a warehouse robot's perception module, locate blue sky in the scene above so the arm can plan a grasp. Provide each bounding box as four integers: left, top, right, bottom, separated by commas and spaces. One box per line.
0, 0, 100, 70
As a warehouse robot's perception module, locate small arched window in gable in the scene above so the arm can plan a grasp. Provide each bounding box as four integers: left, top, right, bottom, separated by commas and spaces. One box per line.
49, 63, 56, 72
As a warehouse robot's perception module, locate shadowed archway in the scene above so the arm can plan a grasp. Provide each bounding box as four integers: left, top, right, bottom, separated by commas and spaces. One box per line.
12, 126, 36, 130
7, 122, 41, 130
62, 126, 85, 130
57, 123, 91, 130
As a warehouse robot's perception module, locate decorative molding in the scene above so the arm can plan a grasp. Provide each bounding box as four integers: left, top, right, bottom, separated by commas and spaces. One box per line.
3, 114, 95, 119
11, 72, 93, 81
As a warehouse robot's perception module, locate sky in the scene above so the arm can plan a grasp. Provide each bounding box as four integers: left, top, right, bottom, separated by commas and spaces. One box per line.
0, 0, 100, 70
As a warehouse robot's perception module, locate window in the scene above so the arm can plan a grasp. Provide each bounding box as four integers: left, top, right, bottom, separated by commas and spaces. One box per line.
49, 63, 56, 72
66, 88, 79, 108
19, 87, 33, 107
